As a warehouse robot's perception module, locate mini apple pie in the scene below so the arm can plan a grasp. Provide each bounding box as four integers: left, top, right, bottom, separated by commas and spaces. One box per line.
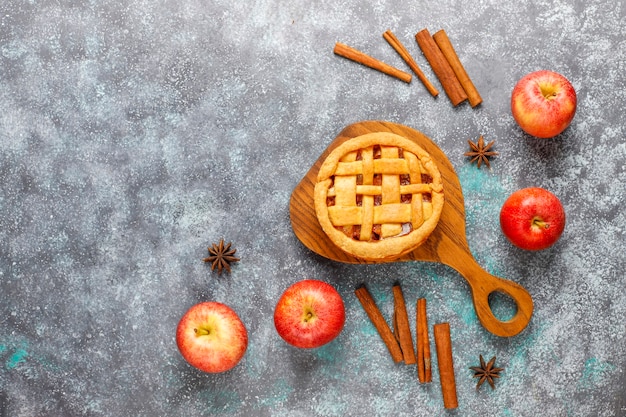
314, 132, 444, 261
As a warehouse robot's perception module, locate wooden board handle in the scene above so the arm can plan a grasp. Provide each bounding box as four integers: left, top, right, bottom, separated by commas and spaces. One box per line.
448, 253, 533, 337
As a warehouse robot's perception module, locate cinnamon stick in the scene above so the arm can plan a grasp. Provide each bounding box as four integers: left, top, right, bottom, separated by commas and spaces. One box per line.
383, 30, 439, 96
415, 29, 467, 106
334, 42, 412, 84
434, 323, 458, 409
416, 298, 432, 383
433, 29, 482, 107
392, 308, 399, 342
392, 284, 416, 365
355, 286, 404, 363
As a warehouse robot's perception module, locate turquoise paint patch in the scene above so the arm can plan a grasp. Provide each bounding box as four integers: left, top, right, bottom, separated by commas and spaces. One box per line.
258, 378, 293, 408
424, 264, 444, 284
313, 340, 341, 362
487, 291, 518, 322
407, 263, 443, 285
368, 286, 391, 304
6, 348, 28, 369
457, 297, 478, 326
358, 319, 379, 336
458, 163, 508, 226
198, 389, 241, 414
0, 344, 6, 354
459, 163, 493, 193
580, 357, 616, 386
313, 400, 346, 417
508, 322, 548, 370
459, 162, 509, 196
312, 386, 348, 416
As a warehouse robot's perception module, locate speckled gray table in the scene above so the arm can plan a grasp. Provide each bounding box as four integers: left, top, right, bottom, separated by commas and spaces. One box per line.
1, 0, 625, 416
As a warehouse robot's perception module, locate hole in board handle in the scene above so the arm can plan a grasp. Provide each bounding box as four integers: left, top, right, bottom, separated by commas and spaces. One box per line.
488, 291, 518, 322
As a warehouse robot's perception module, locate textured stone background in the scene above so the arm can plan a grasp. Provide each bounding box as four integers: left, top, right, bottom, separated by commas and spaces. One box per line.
0, 0, 625, 416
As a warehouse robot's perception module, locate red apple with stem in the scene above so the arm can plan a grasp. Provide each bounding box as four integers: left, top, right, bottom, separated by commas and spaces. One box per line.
274, 279, 345, 348
500, 187, 566, 251
511, 70, 577, 138
176, 301, 248, 373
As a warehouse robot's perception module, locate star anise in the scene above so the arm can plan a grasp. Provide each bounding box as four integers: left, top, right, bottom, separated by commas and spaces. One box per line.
470, 355, 504, 390
464, 135, 498, 168
203, 239, 240, 274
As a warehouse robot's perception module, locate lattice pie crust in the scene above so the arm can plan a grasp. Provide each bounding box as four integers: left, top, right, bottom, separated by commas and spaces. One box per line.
314, 132, 444, 261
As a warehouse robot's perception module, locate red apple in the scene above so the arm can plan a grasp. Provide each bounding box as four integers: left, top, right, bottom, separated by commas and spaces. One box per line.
500, 187, 566, 251
176, 301, 248, 373
274, 279, 345, 348
511, 70, 577, 138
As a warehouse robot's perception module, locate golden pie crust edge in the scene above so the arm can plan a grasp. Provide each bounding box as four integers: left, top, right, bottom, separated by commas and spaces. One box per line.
314, 131, 444, 261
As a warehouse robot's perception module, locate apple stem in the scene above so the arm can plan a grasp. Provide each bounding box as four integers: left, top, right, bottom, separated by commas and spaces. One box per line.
532, 218, 549, 229
194, 327, 211, 336
539, 84, 558, 100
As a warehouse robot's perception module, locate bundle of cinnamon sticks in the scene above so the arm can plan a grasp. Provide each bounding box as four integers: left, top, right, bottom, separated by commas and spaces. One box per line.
355, 284, 458, 410
334, 28, 482, 108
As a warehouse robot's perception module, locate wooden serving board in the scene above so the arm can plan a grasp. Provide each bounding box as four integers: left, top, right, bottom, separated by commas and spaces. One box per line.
289, 120, 533, 337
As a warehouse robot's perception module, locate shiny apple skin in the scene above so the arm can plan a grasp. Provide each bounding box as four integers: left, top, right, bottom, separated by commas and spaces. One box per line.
500, 187, 566, 251
274, 279, 345, 349
511, 70, 577, 138
176, 301, 248, 373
